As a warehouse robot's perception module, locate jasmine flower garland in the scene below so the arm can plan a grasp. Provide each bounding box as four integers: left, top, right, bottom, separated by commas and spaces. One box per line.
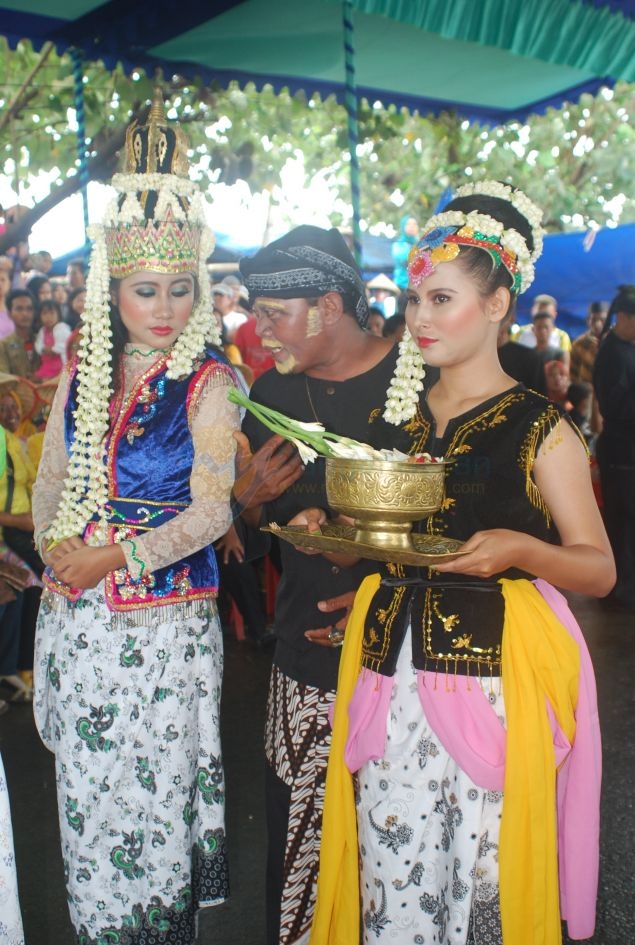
46, 227, 113, 545
382, 329, 426, 425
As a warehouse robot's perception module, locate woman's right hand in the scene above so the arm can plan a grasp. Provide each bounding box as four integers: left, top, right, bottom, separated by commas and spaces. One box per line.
233, 431, 304, 510
42, 535, 85, 568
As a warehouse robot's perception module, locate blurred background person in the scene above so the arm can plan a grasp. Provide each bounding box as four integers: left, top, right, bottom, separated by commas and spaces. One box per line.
34, 300, 70, 380
366, 272, 399, 318
391, 214, 419, 290
0, 256, 15, 340
66, 284, 86, 329
25, 251, 53, 280
497, 310, 543, 391
566, 381, 593, 443
365, 305, 385, 337
0, 373, 45, 705
532, 309, 566, 393
65, 257, 86, 293
570, 301, 608, 384
212, 281, 247, 342
544, 358, 571, 407
25, 274, 52, 306
50, 279, 70, 319
234, 289, 275, 380
381, 312, 406, 344
0, 290, 39, 380
593, 285, 635, 611
516, 293, 572, 366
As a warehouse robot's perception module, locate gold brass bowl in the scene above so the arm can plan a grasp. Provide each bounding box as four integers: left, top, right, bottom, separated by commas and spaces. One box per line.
325, 455, 450, 552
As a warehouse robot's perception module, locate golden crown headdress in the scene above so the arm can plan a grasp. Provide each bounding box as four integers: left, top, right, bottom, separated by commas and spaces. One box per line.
104, 91, 203, 276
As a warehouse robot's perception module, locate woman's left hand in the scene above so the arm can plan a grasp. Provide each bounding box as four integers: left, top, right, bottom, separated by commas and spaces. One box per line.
51, 545, 125, 589
215, 524, 245, 565
432, 528, 530, 578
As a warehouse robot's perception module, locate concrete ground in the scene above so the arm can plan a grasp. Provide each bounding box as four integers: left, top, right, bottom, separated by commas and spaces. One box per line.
1, 592, 633, 945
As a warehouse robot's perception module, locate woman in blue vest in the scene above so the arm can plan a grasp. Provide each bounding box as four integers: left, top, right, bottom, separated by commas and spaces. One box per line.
31, 92, 239, 945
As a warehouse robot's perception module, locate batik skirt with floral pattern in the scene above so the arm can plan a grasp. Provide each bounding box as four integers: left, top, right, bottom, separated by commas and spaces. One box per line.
34, 585, 229, 945
0, 752, 24, 945
356, 637, 504, 945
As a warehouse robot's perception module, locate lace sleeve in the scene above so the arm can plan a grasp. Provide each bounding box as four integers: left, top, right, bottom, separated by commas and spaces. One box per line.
31, 367, 73, 551
122, 370, 239, 576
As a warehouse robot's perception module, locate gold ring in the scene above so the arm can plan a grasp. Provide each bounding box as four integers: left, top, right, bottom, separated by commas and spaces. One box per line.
328, 628, 344, 647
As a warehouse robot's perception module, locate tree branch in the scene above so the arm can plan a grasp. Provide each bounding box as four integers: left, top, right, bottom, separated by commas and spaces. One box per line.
0, 103, 150, 256
0, 42, 55, 136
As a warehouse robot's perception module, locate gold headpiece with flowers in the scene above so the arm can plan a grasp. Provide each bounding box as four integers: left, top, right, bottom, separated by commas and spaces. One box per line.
46, 90, 221, 544
406, 181, 543, 296
383, 180, 544, 426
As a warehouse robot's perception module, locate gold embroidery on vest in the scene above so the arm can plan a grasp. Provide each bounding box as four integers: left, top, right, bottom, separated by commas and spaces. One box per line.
404, 405, 431, 456
518, 403, 564, 525
432, 594, 460, 633
423, 587, 501, 670
362, 584, 407, 670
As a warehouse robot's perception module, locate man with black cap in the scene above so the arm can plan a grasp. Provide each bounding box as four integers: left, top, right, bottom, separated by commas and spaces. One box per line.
233, 225, 406, 945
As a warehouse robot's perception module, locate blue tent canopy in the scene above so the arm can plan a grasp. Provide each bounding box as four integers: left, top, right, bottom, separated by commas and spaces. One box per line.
3, 0, 635, 123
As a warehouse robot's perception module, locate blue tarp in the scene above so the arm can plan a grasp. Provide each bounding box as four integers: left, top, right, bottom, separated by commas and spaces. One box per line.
516, 222, 635, 336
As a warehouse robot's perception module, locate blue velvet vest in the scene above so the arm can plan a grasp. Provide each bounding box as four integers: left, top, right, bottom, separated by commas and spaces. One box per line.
45, 349, 233, 613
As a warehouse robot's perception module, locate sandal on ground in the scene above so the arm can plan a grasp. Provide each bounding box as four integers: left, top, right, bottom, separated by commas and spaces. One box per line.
0, 674, 34, 703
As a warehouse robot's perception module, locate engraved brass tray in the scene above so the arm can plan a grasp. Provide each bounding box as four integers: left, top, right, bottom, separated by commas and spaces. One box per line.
263, 521, 466, 567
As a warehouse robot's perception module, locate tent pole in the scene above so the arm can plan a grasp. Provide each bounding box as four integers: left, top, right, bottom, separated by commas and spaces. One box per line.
342, 0, 362, 266
70, 48, 90, 252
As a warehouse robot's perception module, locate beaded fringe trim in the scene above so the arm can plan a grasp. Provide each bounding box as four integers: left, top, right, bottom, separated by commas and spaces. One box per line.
42, 588, 217, 631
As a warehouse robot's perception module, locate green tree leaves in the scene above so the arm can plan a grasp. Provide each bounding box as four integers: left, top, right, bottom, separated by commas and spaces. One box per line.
1, 37, 634, 253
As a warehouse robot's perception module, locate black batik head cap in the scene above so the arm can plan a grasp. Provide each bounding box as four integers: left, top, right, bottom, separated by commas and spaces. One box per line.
239, 225, 369, 328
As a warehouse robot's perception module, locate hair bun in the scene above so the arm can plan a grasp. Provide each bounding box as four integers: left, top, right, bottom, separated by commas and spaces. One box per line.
453, 181, 544, 263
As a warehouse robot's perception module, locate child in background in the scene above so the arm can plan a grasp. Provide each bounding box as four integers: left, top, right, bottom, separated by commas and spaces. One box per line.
33, 299, 70, 380
544, 357, 571, 407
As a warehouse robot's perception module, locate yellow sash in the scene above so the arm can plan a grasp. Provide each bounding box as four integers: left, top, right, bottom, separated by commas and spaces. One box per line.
499, 577, 578, 945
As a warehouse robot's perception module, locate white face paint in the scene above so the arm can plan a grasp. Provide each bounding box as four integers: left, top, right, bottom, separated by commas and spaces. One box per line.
272, 350, 299, 374
305, 304, 324, 338
254, 297, 323, 374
